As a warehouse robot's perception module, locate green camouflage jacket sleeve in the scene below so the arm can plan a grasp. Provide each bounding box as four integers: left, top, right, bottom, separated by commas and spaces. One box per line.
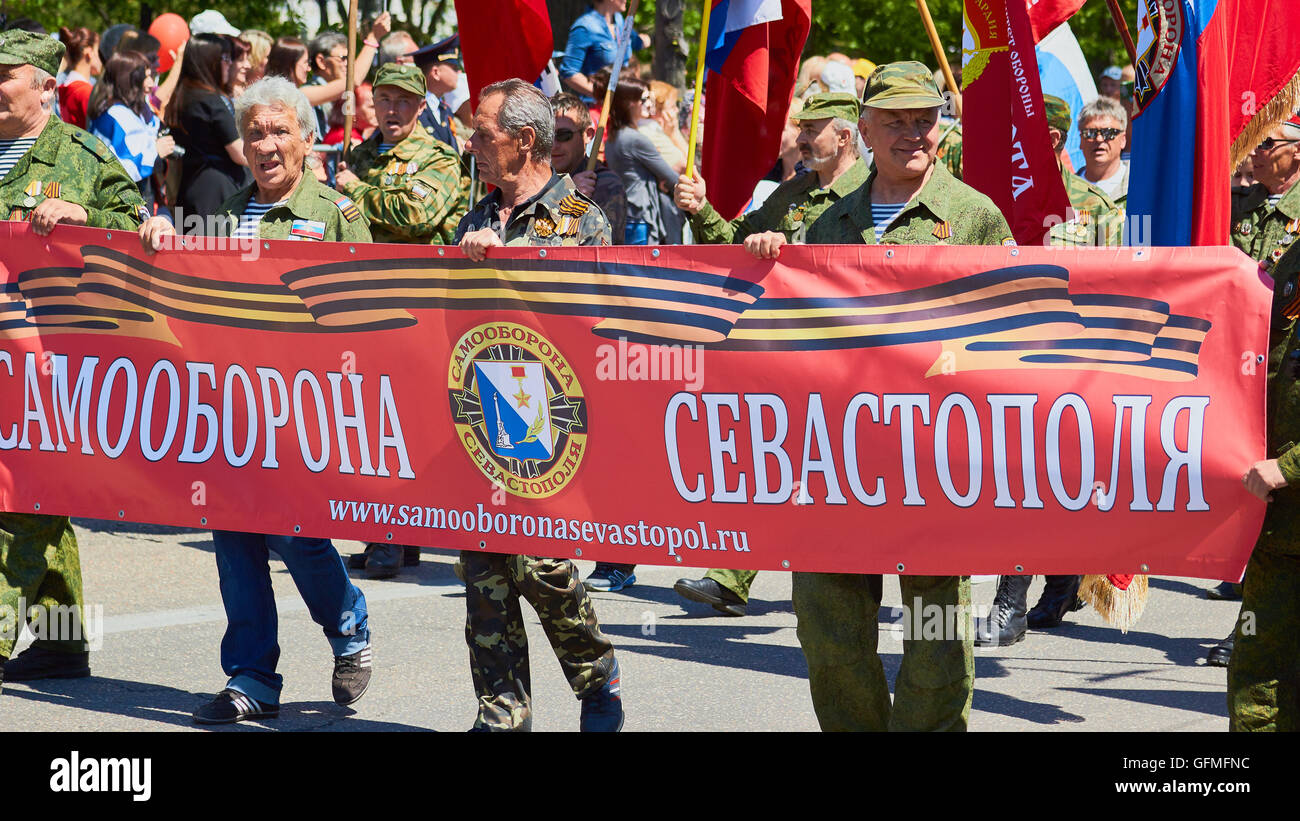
340, 130, 469, 244
0, 115, 146, 230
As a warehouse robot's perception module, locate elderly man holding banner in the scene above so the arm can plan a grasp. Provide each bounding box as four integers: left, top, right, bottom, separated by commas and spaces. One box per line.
143, 76, 374, 724
798, 62, 1014, 732
456, 79, 624, 732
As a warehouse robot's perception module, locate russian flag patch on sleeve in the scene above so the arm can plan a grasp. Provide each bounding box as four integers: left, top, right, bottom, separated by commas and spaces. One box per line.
290, 219, 327, 240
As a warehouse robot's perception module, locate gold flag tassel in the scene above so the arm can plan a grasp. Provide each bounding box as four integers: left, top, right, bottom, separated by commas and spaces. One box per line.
1078, 574, 1149, 633
1230, 69, 1300, 172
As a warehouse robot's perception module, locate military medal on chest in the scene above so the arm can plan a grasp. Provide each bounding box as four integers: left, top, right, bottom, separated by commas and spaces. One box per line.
1263, 217, 1300, 274
788, 203, 805, 223
22, 180, 41, 208
533, 217, 556, 238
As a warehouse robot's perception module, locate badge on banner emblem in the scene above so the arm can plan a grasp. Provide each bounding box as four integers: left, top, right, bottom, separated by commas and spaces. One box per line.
448, 322, 588, 499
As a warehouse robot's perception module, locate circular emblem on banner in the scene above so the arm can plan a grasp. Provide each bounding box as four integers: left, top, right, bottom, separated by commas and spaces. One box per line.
1133, 0, 1185, 115
448, 322, 588, 498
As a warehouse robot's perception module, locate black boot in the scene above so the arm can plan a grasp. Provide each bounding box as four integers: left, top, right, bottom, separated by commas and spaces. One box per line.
1206, 633, 1234, 667
1026, 575, 1084, 629
974, 575, 1030, 647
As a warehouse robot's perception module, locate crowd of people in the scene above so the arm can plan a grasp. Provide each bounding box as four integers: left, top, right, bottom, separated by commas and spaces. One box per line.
1, 2, 1297, 733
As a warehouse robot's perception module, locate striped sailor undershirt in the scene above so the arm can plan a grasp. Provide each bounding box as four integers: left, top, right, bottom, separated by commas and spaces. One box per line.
0, 137, 38, 182
378, 143, 395, 154
1268, 193, 1283, 209
870, 202, 909, 241
231, 198, 288, 239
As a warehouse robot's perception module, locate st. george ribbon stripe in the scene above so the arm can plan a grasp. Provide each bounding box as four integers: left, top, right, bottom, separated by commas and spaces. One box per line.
0, 248, 1211, 379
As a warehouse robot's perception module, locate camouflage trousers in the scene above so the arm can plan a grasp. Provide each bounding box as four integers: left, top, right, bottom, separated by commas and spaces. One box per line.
462, 551, 616, 731
0, 513, 87, 659
705, 568, 758, 602
792, 572, 974, 732
1227, 549, 1300, 731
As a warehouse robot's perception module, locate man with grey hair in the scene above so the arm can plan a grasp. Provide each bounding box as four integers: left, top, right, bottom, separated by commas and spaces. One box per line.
379, 30, 417, 66
158, 75, 377, 725
1078, 96, 1129, 205
674, 92, 868, 260
0, 28, 166, 690
455, 78, 622, 732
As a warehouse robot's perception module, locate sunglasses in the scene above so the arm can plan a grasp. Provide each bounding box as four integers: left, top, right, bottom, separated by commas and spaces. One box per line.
1259, 137, 1300, 151
1080, 127, 1122, 141
554, 128, 578, 143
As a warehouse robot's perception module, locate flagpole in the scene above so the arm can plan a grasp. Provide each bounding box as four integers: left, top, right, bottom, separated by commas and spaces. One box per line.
1104, 0, 1138, 66
342, 0, 359, 163
914, 0, 961, 119
587, 0, 641, 171
684, 0, 713, 175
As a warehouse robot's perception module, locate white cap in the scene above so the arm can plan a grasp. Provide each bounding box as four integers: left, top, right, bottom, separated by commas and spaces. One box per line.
1101, 65, 1123, 81
190, 10, 241, 37
819, 61, 855, 96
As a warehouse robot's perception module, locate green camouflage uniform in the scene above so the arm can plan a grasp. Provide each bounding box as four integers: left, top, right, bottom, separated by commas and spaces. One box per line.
340, 127, 469, 244
0, 112, 146, 661
1227, 178, 1300, 732
216, 175, 373, 243
806, 161, 1014, 247
935, 121, 962, 181
797, 66, 1009, 729
454, 174, 616, 730
690, 159, 870, 246
1049, 165, 1124, 247
455, 172, 611, 247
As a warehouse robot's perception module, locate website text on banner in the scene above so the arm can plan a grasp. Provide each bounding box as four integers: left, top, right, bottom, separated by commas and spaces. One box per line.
0, 225, 1270, 579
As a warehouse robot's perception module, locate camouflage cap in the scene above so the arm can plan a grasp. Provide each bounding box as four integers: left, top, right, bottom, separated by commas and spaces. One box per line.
792, 92, 861, 124
0, 29, 64, 77
373, 63, 427, 97
1044, 95, 1072, 134
862, 60, 945, 110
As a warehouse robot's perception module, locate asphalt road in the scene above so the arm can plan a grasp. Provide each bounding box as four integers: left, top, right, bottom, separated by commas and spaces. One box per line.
0, 519, 1243, 732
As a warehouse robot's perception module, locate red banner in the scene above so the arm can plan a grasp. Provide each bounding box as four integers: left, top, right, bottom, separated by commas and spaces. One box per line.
0, 224, 1270, 579
1026, 0, 1087, 42
963, 0, 1072, 246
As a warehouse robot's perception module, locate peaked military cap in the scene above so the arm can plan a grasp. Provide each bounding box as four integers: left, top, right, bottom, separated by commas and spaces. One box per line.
409, 34, 460, 69
793, 92, 861, 124
1044, 95, 1072, 134
0, 29, 64, 77
374, 62, 427, 96
862, 60, 945, 110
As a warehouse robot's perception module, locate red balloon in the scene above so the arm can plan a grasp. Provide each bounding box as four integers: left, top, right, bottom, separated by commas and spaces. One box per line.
148, 13, 190, 73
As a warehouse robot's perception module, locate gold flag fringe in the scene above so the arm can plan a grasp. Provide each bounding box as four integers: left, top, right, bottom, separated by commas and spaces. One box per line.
1230, 70, 1300, 172
1079, 574, 1148, 633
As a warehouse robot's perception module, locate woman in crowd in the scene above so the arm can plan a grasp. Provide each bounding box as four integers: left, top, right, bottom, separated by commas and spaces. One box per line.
638, 80, 688, 174
560, 0, 648, 102
263, 21, 385, 108
225, 35, 253, 98
605, 77, 680, 245
58, 26, 101, 129
88, 50, 174, 213
241, 29, 273, 86
164, 33, 249, 220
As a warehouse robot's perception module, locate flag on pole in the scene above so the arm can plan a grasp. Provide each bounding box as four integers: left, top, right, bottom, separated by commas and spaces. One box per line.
962, 0, 1070, 246
1035, 21, 1097, 171
453, 0, 553, 109
701, 0, 811, 219
1129, 0, 1300, 246
1025, 0, 1088, 42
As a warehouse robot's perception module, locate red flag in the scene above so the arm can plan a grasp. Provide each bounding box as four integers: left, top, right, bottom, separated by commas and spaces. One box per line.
1025, 0, 1087, 42
962, 0, 1070, 246
702, 0, 811, 220
453, 0, 553, 110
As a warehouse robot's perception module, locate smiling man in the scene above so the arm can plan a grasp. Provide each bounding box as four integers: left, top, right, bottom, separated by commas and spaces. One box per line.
799, 62, 1012, 733
336, 63, 468, 245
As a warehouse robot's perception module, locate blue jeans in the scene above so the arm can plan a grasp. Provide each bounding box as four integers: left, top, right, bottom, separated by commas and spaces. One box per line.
624, 221, 651, 245
211, 531, 369, 706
